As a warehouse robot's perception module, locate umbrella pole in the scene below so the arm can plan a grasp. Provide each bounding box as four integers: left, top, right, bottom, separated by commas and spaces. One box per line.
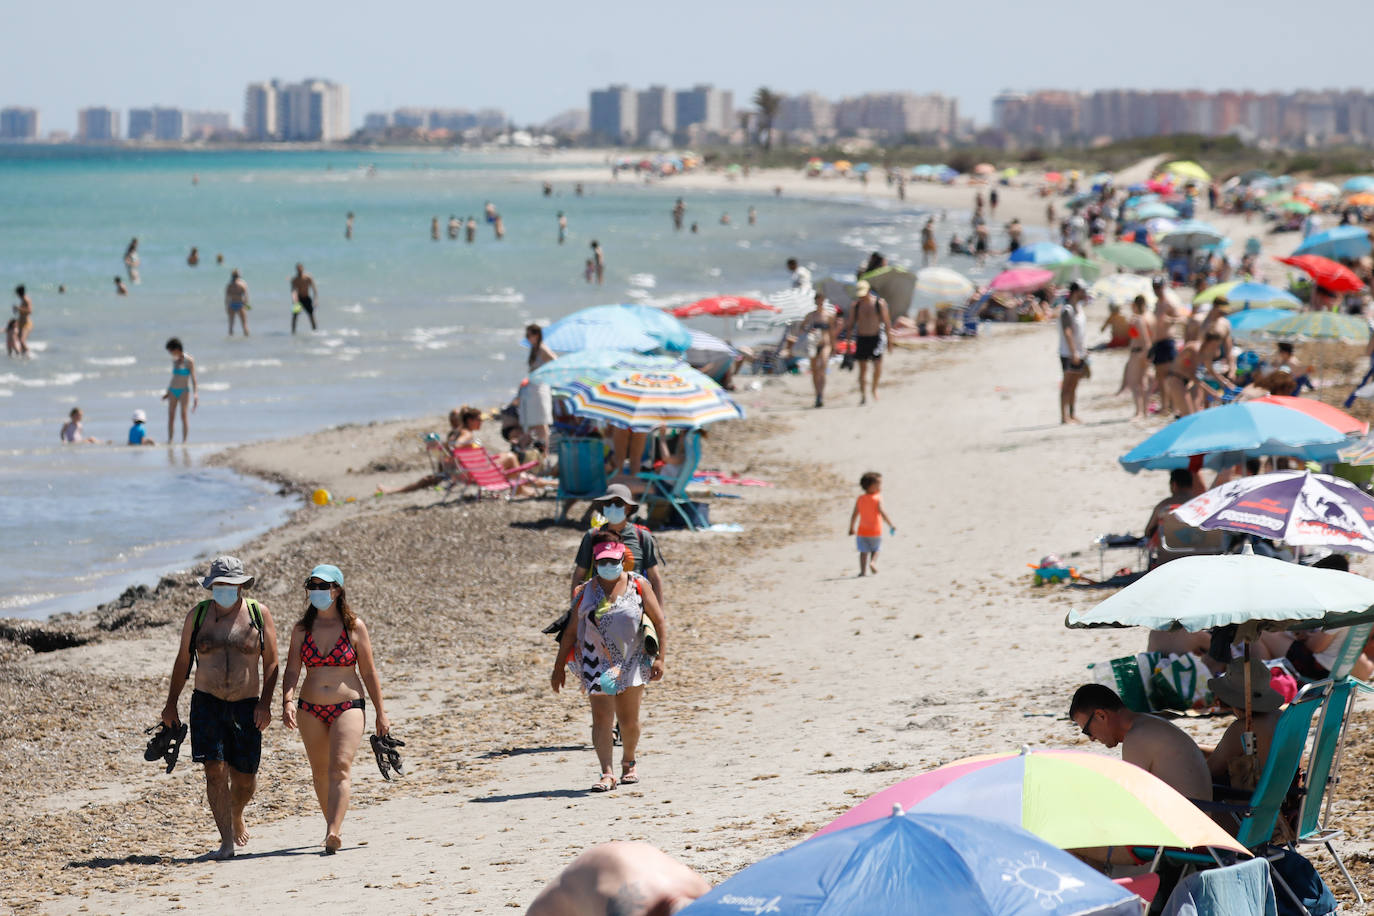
1241, 642, 1255, 758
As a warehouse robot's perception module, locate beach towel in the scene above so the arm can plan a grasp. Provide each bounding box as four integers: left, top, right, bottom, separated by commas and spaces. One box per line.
1158, 857, 1276, 916
693, 470, 774, 487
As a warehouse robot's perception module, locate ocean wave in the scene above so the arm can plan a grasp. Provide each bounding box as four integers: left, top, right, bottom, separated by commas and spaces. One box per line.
736, 240, 752, 248
628, 273, 657, 288
218, 358, 283, 369
85, 356, 137, 367
489, 352, 506, 360
0, 389, 11, 397
340, 304, 365, 314
462, 289, 525, 304
707, 267, 722, 278
198, 381, 231, 391
0, 592, 58, 610
0, 371, 86, 387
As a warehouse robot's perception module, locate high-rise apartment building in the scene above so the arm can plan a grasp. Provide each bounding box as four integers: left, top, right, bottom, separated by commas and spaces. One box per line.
244, 79, 349, 141
77, 107, 120, 142
0, 107, 39, 140
244, 81, 279, 140
153, 107, 186, 141
636, 86, 676, 141
186, 111, 231, 139
675, 84, 733, 134
776, 93, 835, 134
127, 108, 155, 140
589, 85, 637, 144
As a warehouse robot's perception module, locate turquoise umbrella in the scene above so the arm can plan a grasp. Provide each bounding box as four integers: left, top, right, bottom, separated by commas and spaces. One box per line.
1216, 282, 1302, 310
538, 304, 692, 354
529, 349, 683, 394
1343, 176, 1374, 194
1227, 308, 1291, 337
1119, 402, 1352, 472
1134, 201, 1179, 220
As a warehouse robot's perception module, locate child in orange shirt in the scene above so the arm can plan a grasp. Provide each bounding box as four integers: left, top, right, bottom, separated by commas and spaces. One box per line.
848, 471, 896, 576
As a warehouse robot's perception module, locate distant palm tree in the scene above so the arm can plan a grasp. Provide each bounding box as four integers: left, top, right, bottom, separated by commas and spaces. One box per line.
753, 87, 782, 151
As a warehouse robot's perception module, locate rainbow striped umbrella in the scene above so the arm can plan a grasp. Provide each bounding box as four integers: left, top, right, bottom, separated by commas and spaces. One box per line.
565, 367, 744, 431
815, 747, 1243, 853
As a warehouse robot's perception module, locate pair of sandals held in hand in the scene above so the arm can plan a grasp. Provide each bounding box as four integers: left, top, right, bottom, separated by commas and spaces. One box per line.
144, 722, 406, 782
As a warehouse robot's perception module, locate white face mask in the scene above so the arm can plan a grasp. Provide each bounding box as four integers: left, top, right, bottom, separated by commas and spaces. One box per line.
308, 589, 333, 611
595, 561, 623, 581
211, 585, 239, 608
600, 504, 627, 525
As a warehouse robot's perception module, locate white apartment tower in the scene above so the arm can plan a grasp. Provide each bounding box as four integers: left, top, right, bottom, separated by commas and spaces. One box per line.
244, 82, 278, 140
245, 79, 350, 141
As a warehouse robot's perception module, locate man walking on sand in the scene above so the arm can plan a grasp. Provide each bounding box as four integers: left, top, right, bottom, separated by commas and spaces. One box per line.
161, 556, 279, 860
848, 280, 890, 405
1058, 281, 1088, 424
290, 263, 319, 334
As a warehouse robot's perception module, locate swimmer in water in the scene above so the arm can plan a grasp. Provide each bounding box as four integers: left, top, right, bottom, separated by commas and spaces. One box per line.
13, 284, 33, 356
431, 216, 440, 241
114, 276, 128, 296
162, 337, 198, 442
188, 247, 200, 267
225, 269, 250, 336
124, 237, 140, 283
345, 212, 354, 240
465, 216, 476, 243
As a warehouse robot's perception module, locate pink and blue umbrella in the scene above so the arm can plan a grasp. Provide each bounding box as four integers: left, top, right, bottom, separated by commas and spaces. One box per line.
1119, 402, 1353, 472
682, 810, 1140, 916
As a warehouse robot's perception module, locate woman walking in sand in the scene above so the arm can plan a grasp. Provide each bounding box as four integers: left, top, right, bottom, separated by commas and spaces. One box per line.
162, 337, 198, 442
793, 290, 838, 408
520, 324, 557, 450
1120, 296, 1153, 419
552, 528, 666, 792
281, 564, 390, 855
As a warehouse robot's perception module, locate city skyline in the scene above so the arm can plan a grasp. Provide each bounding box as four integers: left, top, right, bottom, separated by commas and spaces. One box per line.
2, 0, 1365, 134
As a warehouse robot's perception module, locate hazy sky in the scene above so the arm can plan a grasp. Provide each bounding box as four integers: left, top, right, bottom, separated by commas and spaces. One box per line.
6, 0, 1367, 134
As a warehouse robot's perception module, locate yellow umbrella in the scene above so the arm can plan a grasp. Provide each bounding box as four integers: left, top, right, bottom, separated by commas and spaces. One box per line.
833, 160, 852, 172
1162, 160, 1211, 183
1001, 167, 1019, 178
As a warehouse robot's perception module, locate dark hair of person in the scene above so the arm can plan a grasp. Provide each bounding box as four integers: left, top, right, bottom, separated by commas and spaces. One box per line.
1278, 342, 1295, 355
298, 585, 357, 636
459, 406, 482, 425
166, 337, 183, 352
1245, 458, 1262, 476
1255, 371, 1296, 397
1203, 331, 1222, 344
589, 527, 624, 550
1168, 468, 1194, 490
1069, 683, 1126, 719
15, 285, 24, 296
859, 471, 881, 490
1314, 554, 1350, 572
526, 324, 543, 369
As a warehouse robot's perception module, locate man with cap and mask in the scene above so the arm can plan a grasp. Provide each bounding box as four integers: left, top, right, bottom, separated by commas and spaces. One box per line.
1058, 281, 1089, 424
161, 555, 279, 860
571, 484, 665, 609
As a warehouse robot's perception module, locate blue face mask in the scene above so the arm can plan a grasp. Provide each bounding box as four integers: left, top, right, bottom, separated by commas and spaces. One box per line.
600, 504, 627, 525
211, 586, 239, 608
308, 589, 334, 611
596, 561, 623, 581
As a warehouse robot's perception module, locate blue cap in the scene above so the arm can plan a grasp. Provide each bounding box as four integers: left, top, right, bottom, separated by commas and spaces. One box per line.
309, 564, 344, 587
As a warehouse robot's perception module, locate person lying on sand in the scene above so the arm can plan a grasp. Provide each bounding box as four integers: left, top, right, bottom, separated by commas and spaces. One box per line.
526, 841, 709, 915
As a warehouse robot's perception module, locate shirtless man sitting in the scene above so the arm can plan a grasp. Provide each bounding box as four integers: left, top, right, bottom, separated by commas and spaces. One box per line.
527, 842, 710, 916
161, 556, 279, 860
1069, 684, 1212, 802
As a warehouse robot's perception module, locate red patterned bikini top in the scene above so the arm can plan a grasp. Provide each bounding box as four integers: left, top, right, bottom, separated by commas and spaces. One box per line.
301, 628, 356, 668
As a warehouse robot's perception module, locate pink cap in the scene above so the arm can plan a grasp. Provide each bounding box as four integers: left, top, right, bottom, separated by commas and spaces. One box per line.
593, 542, 626, 561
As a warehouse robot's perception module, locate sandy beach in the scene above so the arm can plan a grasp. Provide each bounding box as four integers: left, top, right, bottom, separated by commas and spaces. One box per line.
5, 158, 1374, 914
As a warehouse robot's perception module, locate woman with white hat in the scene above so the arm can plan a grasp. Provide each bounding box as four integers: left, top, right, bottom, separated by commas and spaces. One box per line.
281, 564, 391, 854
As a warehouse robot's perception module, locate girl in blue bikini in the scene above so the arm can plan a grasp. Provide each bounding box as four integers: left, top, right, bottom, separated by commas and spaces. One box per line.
162, 337, 198, 443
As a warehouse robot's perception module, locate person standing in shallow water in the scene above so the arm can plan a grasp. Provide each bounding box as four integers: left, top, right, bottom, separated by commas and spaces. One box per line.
280, 564, 390, 856
290, 263, 319, 334
224, 270, 250, 336
161, 556, 279, 861
590, 240, 605, 285
124, 237, 140, 283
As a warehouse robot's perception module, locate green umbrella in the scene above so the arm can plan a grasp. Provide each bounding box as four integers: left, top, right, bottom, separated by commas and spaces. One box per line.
1192, 281, 1239, 305
1280, 200, 1314, 215
1262, 312, 1370, 343
1094, 242, 1162, 272
1049, 257, 1101, 284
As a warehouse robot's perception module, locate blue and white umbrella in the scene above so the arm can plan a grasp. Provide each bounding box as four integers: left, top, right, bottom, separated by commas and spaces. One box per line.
528, 349, 683, 394
1342, 176, 1374, 194
535, 304, 692, 354
1160, 219, 1225, 250
1008, 241, 1073, 266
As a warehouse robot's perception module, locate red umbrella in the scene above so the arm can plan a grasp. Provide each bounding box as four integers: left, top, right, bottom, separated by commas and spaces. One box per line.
671, 296, 778, 318
1277, 255, 1365, 293
988, 268, 1054, 293
1253, 395, 1368, 436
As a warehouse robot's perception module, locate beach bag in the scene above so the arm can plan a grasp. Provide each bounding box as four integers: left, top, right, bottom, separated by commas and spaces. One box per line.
1147, 653, 1210, 712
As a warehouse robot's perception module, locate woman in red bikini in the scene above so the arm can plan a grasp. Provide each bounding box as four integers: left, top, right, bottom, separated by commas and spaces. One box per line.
281, 564, 390, 854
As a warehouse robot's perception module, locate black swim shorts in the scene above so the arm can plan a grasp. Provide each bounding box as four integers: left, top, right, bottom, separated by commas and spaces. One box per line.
1148, 338, 1178, 366
854, 335, 884, 361
190, 690, 262, 774
297, 295, 313, 314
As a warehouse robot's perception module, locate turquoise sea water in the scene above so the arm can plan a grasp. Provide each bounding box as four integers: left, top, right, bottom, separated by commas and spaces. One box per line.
0, 147, 956, 619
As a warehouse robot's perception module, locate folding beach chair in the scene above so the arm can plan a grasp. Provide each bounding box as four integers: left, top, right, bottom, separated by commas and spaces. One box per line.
1152, 514, 1227, 568
639, 429, 703, 530
452, 446, 538, 501
1293, 672, 1374, 905
555, 437, 607, 521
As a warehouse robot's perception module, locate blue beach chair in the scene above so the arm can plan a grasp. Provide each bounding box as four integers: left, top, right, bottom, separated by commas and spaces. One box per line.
639, 429, 703, 530
555, 437, 607, 521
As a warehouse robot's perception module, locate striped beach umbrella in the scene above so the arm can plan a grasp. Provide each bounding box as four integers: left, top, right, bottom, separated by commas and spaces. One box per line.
914, 266, 975, 300
565, 367, 744, 431
1094, 241, 1163, 272
1089, 273, 1155, 307
1261, 311, 1370, 343
528, 349, 684, 394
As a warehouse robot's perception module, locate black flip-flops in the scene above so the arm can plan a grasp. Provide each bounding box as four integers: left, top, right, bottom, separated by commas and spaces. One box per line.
370, 734, 405, 780
143, 722, 188, 774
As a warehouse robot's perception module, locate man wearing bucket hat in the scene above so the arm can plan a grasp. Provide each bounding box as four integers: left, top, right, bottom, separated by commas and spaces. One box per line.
161, 555, 279, 860
846, 280, 890, 406
571, 483, 665, 609
1205, 658, 1283, 785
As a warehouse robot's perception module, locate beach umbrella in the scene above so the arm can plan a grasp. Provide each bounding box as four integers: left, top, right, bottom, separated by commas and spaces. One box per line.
816, 748, 1243, 854
1173, 470, 1374, 552
1043, 170, 1062, 183
1089, 273, 1155, 307
1065, 553, 1374, 635
833, 159, 852, 172
670, 296, 777, 319
1261, 311, 1370, 343
1343, 176, 1374, 194
1094, 241, 1162, 272
858, 265, 917, 318
915, 266, 975, 300
540, 304, 692, 354
1237, 170, 1272, 185
1048, 257, 1101, 285
1295, 181, 1341, 202
1008, 241, 1073, 266
1125, 193, 1160, 208
1118, 402, 1353, 472
988, 268, 1054, 294
685, 328, 738, 357
1160, 219, 1224, 250
1162, 160, 1211, 183
1347, 192, 1374, 207
1277, 255, 1365, 293
1134, 201, 1179, 220
682, 810, 1140, 916
973, 162, 995, 175
1001, 166, 1019, 179
1294, 226, 1373, 261
1227, 308, 1293, 337
912, 164, 934, 177
529, 349, 683, 393
1200, 281, 1301, 310
854, 162, 871, 173
1279, 200, 1314, 215
1143, 217, 1177, 239
1339, 432, 1374, 466
564, 367, 743, 431
1089, 171, 1113, 185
